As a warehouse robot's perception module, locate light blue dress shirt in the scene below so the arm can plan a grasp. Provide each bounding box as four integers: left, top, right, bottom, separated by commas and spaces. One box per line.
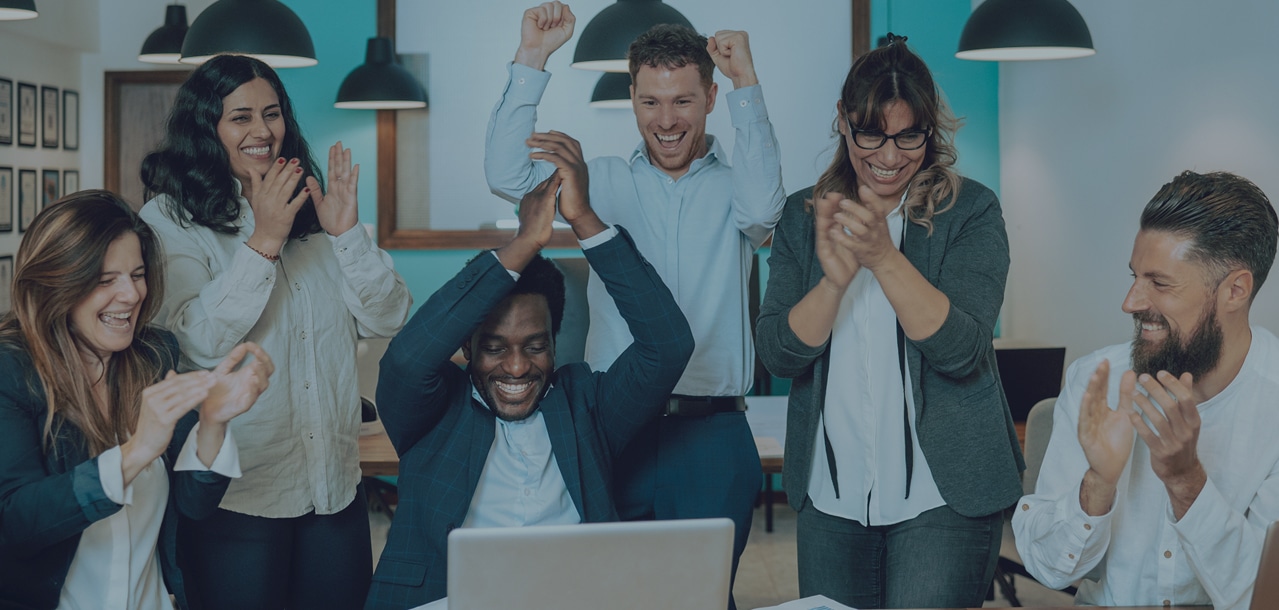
485, 63, 785, 397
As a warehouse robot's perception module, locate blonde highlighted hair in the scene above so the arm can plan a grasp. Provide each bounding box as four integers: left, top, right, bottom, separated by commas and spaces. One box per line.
0, 190, 168, 456
811, 34, 962, 234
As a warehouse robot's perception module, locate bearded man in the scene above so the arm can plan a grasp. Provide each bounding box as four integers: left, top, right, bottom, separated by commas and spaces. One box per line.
1013, 170, 1279, 610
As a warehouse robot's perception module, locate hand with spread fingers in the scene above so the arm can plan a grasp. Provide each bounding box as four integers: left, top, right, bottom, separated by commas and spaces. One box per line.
1130, 370, 1207, 518
245, 156, 309, 257
1076, 360, 1137, 515
309, 141, 360, 237
707, 30, 759, 89
516, 1, 575, 70
201, 342, 275, 426
814, 191, 861, 293
120, 369, 217, 485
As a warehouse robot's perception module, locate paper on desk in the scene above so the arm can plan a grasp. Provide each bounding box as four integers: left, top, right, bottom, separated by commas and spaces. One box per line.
752, 594, 857, 610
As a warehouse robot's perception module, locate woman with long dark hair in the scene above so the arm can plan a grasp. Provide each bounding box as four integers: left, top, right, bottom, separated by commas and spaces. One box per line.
0, 190, 271, 609
140, 54, 412, 608
756, 36, 1024, 608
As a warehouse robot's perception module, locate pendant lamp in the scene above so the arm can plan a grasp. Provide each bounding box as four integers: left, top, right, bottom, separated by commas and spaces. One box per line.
180, 0, 317, 68
572, 0, 693, 72
589, 72, 632, 109
139, 4, 189, 65
0, 0, 37, 20
335, 37, 428, 110
956, 0, 1095, 61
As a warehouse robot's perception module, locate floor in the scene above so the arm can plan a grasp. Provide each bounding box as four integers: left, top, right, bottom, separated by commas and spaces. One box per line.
367, 498, 1075, 609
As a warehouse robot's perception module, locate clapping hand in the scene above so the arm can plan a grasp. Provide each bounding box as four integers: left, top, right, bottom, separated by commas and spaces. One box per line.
1130, 370, 1207, 518
814, 191, 861, 294
246, 157, 309, 256
1078, 360, 1137, 487
308, 142, 360, 237
121, 369, 216, 485
200, 342, 274, 426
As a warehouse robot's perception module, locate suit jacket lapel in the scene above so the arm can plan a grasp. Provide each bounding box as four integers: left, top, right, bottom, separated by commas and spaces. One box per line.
540, 394, 585, 519
466, 399, 497, 490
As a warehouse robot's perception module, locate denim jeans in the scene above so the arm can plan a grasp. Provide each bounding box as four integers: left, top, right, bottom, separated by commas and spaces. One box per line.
796, 497, 1003, 609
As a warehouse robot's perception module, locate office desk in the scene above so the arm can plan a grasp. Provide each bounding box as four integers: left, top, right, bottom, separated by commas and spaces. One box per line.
359, 429, 399, 477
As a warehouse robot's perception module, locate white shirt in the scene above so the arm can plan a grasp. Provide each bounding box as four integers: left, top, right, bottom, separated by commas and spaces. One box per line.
1013, 326, 1279, 610
485, 63, 785, 396
60, 425, 240, 610
140, 189, 412, 517
808, 200, 945, 525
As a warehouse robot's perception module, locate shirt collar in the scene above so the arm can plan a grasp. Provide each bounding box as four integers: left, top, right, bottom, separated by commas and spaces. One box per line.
629, 134, 724, 176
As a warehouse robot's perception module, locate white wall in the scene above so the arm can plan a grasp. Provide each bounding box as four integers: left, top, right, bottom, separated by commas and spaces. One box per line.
398, 0, 852, 230
999, 0, 1279, 365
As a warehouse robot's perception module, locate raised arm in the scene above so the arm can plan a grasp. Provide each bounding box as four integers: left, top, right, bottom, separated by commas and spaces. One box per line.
711, 30, 785, 247
484, 3, 575, 202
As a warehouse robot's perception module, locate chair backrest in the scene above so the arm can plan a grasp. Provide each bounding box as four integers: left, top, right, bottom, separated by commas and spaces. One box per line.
1022, 397, 1056, 495
996, 347, 1066, 421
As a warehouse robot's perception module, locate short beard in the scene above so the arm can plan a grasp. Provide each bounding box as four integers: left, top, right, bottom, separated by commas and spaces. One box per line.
1130, 301, 1224, 379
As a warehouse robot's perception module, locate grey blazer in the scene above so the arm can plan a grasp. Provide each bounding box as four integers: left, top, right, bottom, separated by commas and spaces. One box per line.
756, 178, 1024, 518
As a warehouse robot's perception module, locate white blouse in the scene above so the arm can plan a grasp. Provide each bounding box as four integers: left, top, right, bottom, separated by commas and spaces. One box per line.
59, 425, 240, 610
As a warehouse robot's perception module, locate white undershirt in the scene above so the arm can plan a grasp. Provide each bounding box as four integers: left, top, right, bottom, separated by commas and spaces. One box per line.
809, 198, 946, 526
59, 424, 240, 610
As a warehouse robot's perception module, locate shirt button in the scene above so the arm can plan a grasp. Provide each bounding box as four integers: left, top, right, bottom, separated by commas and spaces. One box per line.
304, 381, 311, 389
301, 331, 308, 340
739, 100, 747, 107
1021, 504, 1029, 511
517, 77, 526, 84
1163, 550, 1172, 558
1067, 553, 1075, 559
1083, 523, 1091, 530
523, 489, 531, 497
294, 282, 301, 290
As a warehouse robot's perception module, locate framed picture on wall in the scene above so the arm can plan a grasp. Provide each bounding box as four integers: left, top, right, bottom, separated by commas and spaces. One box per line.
42, 169, 58, 209
62, 90, 78, 151
17, 82, 35, 147
18, 169, 36, 231
0, 79, 12, 146
41, 86, 58, 149
0, 167, 12, 232
63, 169, 79, 195
0, 255, 12, 314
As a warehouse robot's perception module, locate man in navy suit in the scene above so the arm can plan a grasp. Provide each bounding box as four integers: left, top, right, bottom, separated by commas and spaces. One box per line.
365, 132, 694, 609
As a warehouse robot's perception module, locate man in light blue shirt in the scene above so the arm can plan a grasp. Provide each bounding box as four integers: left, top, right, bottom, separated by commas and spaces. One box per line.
484, 4, 785, 607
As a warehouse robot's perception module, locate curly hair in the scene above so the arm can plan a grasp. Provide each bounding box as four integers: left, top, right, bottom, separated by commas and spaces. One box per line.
627, 23, 714, 91
141, 54, 323, 239
1141, 170, 1278, 298
811, 34, 963, 234
0, 190, 170, 456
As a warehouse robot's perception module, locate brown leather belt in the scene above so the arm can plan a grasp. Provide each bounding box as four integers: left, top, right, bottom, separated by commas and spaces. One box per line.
663, 395, 747, 417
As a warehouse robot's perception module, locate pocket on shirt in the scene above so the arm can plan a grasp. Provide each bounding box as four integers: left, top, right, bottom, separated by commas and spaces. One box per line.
371, 556, 428, 586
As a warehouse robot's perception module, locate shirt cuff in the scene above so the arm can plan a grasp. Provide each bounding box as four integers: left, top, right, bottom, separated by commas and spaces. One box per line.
578, 224, 617, 250
173, 422, 243, 478
1169, 476, 1228, 542
96, 445, 133, 506
489, 250, 521, 281
726, 84, 770, 125
507, 62, 552, 104
331, 223, 373, 265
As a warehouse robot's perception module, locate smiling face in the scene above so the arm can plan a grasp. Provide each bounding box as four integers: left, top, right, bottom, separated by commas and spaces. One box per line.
1123, 229, 1225, 377
70, 232, 147, 365
217, 77, 285, 187
841, 99, 927, 203
462, 293, 555, 422
631, 63, 717, 180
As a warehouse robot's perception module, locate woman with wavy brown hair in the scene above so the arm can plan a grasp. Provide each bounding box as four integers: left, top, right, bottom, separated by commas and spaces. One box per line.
0, 190, 272, 609
755, 36, 1024, 608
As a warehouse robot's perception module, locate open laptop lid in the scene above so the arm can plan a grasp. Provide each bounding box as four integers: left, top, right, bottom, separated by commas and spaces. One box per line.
1252, 521, 1279, 610
447, 518, 734, 610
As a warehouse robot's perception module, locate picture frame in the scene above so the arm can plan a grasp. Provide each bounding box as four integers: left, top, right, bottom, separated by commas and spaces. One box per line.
0, 255, 12, 315
0, 78, 12, 146
0, 167, 11, 232
42, 169, 58, 209
62, 169, 79, 196
17, 82, 35, 147
18, 169, 36, 231
62, 90, 78, 151
41, 86, 59, 149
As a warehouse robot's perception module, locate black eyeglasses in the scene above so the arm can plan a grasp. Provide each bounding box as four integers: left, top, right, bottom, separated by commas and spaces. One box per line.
846, 117, 931, 151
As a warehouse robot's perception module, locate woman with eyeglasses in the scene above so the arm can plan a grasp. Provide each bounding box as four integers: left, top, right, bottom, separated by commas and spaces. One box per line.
755, 36, 1023, 608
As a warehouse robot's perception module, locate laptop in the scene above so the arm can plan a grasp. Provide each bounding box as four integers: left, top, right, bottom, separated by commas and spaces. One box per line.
1252, 520, 1279, 609
447, 518, 734, 610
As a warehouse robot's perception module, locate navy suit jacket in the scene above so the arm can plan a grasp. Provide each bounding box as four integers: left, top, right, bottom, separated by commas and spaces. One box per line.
0, 328, 230, 610
365, 228, 693, 609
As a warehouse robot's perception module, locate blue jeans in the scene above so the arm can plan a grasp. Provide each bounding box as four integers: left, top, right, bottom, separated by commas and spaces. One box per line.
796, 497, 1003, 609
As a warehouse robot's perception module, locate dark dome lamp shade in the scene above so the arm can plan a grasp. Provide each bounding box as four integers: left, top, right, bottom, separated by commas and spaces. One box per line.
0, 0, 37, 20
139, 4, 189, 65
589, 72, 632, 109
180, 0, 317, 68
335, 37, 428, 110
956, 0, 1095, 61
571, 0, 693, 72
